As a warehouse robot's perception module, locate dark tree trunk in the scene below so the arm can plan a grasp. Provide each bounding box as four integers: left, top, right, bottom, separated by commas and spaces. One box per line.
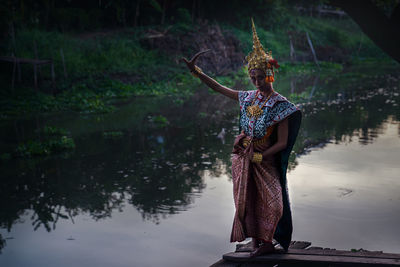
330, 0, 400, 63
390, 3, 400, 25
161, 0, 167, 25
192, 0, 196, 22
134, 0, 141, 27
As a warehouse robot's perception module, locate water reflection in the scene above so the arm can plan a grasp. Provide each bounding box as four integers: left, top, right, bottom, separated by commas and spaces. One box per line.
0, 67, 399, 256
0, 92, 237, 242
285, 70, 400, 159
290, 119, 400, 253
0, 234, 5, 252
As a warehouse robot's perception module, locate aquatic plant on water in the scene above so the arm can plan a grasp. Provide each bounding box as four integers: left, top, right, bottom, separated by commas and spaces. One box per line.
149, 115, 169, 128
103, 131, 124, 139
16, 126, 75, 158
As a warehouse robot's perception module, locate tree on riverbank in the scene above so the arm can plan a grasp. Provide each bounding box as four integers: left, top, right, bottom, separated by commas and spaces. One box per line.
330, 0, 400, 63
1, 0, 399, 62
0, 0, 397, 118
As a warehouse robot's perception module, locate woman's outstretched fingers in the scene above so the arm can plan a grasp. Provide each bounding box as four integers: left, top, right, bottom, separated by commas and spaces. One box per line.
190, 49, 211, 64
181, 57, 190, 66
182, 50, 211, 71
180, 57, 194, 71
181, 57, 189, 64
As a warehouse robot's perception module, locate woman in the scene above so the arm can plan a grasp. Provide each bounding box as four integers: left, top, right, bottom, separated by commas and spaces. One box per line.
182, 20, 301, 257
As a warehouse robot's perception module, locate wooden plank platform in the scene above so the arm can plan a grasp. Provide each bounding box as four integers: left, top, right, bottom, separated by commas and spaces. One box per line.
211, 241, 400, 267
0, 56, 52, 65
0, 56, 55, 90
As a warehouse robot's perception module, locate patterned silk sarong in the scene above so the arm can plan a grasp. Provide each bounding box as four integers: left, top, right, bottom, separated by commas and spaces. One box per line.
230, 131, 283, 243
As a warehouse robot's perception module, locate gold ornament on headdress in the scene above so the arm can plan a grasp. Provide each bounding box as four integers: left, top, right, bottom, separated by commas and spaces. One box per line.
245, 19, 278, 82
244, 19, 279, 120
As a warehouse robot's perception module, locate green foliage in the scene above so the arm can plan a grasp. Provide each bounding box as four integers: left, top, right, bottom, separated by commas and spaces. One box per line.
198, 112, 207, 118
16, 126, 75, 158
40, 126, 68, 136
148, 0, 163, 13
0, 3, 394, 119
279, 62, 343, 75
0, 153, 11, 161
224, 25, 289, 59
176, 8, 192, 24
0, 71, 204, 118
1, 29, 160, 80
149, 115, 169, 128
295, 16, 388, 60
103, 131, 124, 139
58, 86, 115, 114
325, 27, 349, 48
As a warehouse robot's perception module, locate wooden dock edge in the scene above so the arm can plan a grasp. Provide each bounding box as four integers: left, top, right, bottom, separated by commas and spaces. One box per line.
211, 241, 400, 267
222, 251, 400, 266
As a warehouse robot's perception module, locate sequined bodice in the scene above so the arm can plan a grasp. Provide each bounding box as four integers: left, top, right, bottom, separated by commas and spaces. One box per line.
238, 90, 298, 138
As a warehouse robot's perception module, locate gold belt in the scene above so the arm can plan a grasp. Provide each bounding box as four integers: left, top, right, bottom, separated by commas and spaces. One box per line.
242, 137, 268, 147
242, 125, 275, 147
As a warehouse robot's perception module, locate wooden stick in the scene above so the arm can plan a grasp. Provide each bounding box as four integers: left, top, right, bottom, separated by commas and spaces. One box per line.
12, 56, 16, 92
10, 22, 16, 56
17, 60, 21, 82
60, 48, 67, 78
309, 75, 320, 100
289, 35, 296, 62
290, 78, 295, 94
51, 61, 55, 91
11, 23, 22, 82
306, 31, 320, 70
134, 0, 141, 27
33, 64, 38, 90
34, 40, 41, 76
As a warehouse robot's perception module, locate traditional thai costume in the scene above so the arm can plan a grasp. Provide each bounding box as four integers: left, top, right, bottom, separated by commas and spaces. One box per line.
229, 19, 302, 251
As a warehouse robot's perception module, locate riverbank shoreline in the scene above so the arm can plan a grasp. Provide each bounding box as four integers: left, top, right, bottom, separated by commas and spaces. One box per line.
1, 14, 397, 119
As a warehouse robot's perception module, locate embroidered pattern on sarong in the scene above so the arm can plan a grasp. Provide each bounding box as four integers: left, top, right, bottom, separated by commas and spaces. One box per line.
230, 132, 283, 243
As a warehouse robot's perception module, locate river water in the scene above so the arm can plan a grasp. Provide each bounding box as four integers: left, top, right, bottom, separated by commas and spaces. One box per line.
1, 66, 400, 266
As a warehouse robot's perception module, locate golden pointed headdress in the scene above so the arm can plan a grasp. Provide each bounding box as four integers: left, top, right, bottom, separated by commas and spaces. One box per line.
246, 19, 278, 82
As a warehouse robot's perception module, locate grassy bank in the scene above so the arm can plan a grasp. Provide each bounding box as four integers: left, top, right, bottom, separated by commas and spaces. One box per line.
0, 16, 395, 119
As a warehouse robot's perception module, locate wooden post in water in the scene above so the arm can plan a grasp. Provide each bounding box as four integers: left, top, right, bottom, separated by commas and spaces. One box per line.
134, 0, 141, 27
306, 31, 320, 70
10, 23, 22, 82
60, 48, 68, 79
51, 62, 55, 93
10, 22, 16, 56
290, 77, 295, 94
289, 35, 296, 62
309, 75, 320, 100
33, 40, 38, 90
1, 56, 55, 91
17, 58, 21, 82
11, 55, 16, 92
33, 63, 38, 90
34, 40, 42, 76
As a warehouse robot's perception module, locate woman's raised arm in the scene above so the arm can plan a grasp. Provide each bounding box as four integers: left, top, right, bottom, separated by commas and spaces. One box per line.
181, 51, 238, 101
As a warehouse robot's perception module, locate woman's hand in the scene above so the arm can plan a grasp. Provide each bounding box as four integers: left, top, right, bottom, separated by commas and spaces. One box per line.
181, 50, 211, 72
181, 49, 239, 101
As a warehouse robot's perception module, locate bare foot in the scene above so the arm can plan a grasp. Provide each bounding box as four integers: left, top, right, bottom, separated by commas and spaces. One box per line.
251, 238, 260, 250
249, 242, 275, 257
